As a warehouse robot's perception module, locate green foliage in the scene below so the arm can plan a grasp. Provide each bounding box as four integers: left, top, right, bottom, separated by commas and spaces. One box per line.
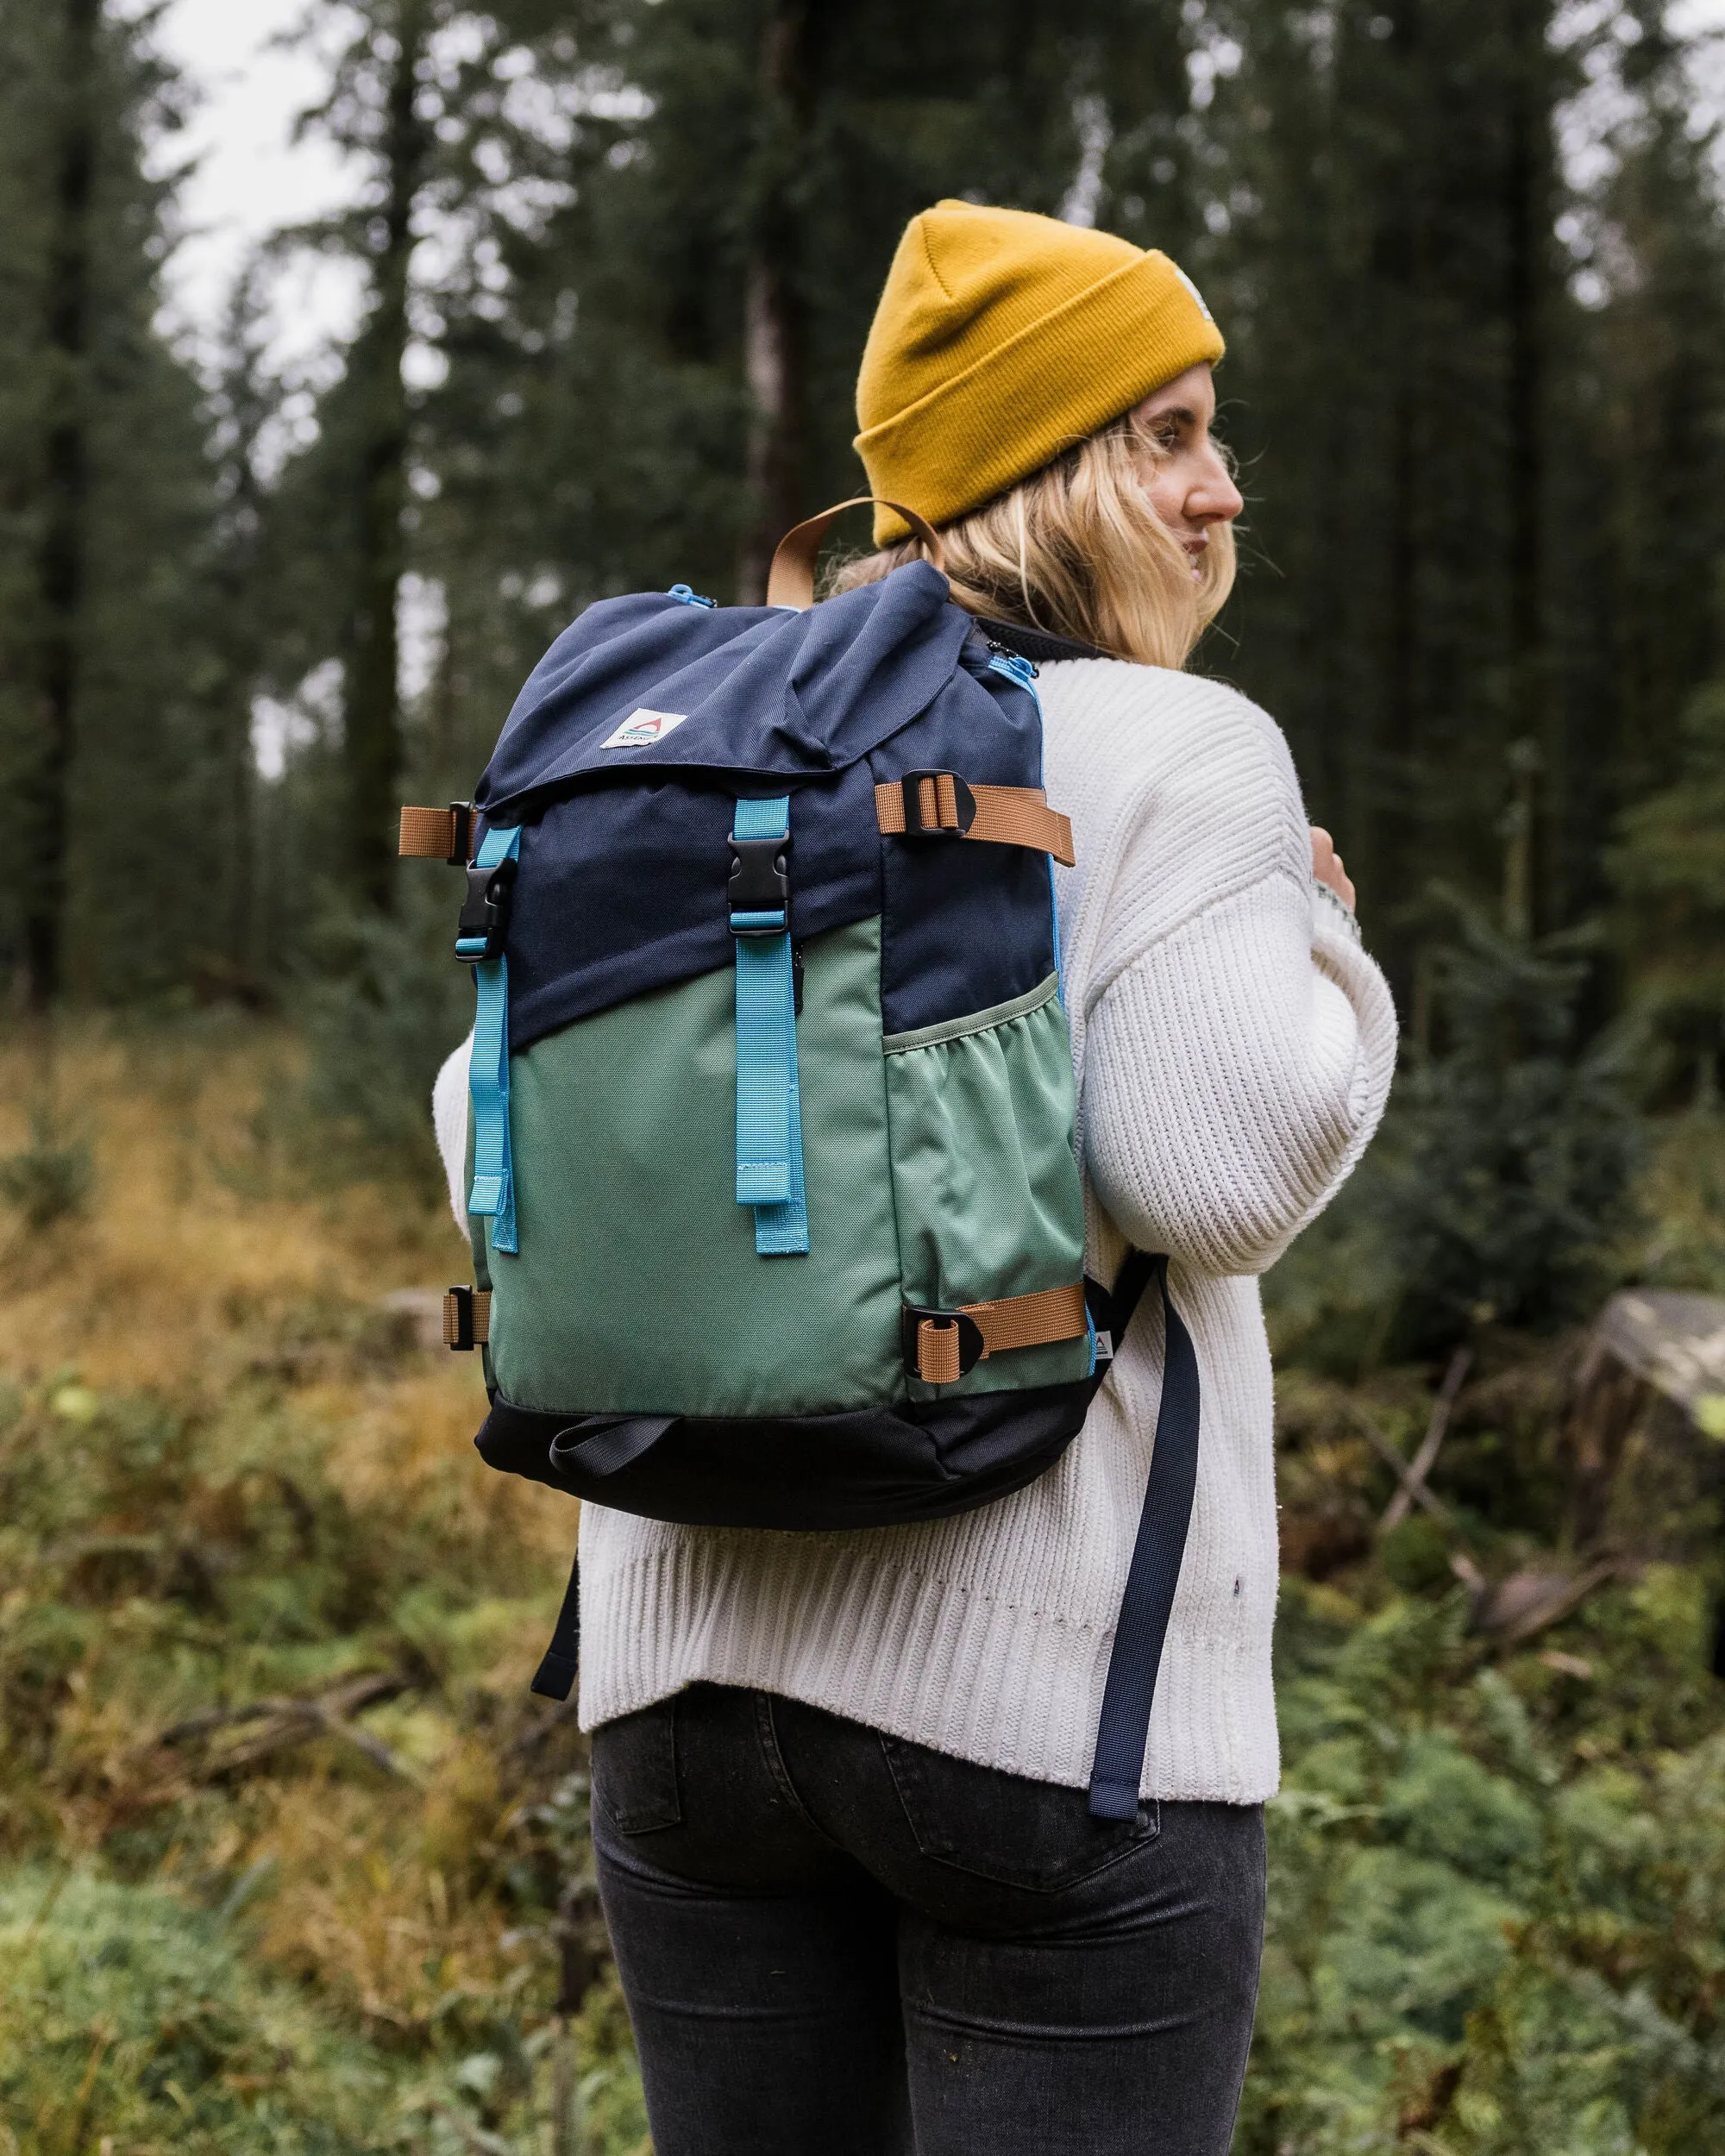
0, 1871, 407, 2152
1612, 680, 1725, 1103
1376, 906, 1642, 1344
1241, 1576, 1725, 2154
1267, 899, 1642, 1367
0, 1101, 92, 1229
297, 873, 475, 1192
0, 1340, 647, 2153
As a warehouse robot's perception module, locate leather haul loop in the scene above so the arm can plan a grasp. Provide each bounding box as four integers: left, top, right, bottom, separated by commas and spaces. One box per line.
398, 802, 474, 864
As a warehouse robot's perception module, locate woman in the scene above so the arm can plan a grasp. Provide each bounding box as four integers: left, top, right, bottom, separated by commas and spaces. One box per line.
438, 200, 1396, 2154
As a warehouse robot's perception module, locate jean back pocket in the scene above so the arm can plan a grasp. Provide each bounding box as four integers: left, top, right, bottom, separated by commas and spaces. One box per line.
881, 1733, 1158, 1891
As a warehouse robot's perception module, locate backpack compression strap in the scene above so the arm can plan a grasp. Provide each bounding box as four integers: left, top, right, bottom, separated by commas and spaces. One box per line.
731, 796, 809, 1257
903, 1280, 1089, 1383
875, 775, 1076, 866
1086, 1252, 1202, 1821
463, 824, 524, 1255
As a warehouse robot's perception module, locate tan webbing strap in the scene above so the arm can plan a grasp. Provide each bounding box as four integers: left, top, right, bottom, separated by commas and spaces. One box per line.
916, 1317, 965, 1386
399, 804, 473, 862
913, 1281, 1088, 1384
875, 780, 1076, 867
443, 1287, 491, 1350
766, 497, 946, 611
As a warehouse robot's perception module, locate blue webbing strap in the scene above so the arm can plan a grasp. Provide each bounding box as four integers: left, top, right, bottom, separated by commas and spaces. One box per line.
1087, 1254, 1202, 1821
464, 823, 524, 1256
730, 795, 808, 1257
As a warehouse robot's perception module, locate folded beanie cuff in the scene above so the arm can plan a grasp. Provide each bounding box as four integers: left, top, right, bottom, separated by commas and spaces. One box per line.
856, 249, 1225, 546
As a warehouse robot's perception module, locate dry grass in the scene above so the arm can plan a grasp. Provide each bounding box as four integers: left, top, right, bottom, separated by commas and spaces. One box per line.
0, 1017, 644, 2153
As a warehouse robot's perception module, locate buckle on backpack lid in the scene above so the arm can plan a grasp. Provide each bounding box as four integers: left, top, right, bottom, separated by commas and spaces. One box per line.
728, 832, 790, 935
899, 770, 977, 838
455, 855, 518, 962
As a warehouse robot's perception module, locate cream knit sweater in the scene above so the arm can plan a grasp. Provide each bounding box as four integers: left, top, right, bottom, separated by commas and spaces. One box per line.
433, 656, 1398, 1804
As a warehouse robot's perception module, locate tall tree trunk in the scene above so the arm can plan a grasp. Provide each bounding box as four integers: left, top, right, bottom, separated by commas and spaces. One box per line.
737, 0, 812, 605
27, 0, 99, 1008
1504, 0, 1552, 926
1366, 0, 1424, 981
346, 0, 430, 911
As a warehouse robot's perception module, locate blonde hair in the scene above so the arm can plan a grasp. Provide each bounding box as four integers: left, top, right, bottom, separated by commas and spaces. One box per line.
829, 409, 1235, 669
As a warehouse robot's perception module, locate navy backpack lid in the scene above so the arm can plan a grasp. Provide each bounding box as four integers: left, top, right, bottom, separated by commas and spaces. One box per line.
474, 565, 1058, 1051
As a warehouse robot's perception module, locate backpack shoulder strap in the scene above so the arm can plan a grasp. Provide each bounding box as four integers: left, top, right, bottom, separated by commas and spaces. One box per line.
1085, 1252, 1202, 1821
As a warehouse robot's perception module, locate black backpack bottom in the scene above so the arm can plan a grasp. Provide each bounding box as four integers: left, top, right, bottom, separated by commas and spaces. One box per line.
495, 1255, 1200, 1831
474, 1379, 1094, 1532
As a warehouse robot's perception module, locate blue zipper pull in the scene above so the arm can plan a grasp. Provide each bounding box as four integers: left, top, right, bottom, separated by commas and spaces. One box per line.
988, 649, 1039, 691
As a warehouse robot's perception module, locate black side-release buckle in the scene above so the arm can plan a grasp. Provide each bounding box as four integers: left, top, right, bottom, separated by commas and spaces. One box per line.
728, 832, 791, 935
900, 770, 977, 837
900, 1304, 986, 1380
455, 856, 518, 962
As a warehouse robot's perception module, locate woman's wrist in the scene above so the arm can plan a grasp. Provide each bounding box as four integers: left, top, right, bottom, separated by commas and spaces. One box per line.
1311, 876, 1362, 945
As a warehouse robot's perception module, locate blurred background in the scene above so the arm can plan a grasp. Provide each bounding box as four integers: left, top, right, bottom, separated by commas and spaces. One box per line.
3, 3, 1725, 2151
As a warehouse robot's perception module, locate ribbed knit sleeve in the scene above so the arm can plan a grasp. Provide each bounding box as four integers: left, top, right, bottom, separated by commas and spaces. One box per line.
1083, 871, 1396, 1273
1042, 660, 1398, 1277
433, 1036, 472, 1229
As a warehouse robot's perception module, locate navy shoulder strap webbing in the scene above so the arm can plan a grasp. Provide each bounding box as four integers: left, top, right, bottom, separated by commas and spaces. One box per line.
1086, 1253, 1202, 1821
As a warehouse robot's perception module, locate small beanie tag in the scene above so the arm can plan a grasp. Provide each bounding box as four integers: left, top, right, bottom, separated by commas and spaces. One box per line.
1170, 264, 1214, 323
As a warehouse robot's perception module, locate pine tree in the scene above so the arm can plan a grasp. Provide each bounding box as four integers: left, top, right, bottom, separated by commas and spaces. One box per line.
291, 0, 439, 912
0, 0, 240, 1002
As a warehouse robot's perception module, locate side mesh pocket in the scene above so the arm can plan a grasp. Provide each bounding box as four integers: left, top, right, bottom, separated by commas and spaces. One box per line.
882, 977, 1089, 1399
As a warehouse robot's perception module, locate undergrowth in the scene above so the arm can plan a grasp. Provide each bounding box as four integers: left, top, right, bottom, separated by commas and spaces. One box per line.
0, 1021, 1722, 2152
0, 1018, 645, 2153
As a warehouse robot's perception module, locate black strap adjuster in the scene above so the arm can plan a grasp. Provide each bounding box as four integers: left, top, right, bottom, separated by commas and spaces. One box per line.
900, 769, 977, 837
444, 1284, 478, 1351
900, 1304, 986, 1380
446, 801, 474, 865
455, 855, 517, 962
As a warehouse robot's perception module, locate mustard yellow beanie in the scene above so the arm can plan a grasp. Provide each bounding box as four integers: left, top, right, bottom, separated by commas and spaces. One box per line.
854, 200, 1224, 545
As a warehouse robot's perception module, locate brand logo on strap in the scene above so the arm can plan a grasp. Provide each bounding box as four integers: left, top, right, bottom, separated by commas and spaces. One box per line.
601, 708, 687, 749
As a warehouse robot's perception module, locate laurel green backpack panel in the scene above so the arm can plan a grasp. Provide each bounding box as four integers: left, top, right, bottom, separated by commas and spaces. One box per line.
484, 917, 904, 1417
884, 987, 1091, 1401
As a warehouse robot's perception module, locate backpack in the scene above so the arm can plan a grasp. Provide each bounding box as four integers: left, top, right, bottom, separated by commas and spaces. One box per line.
401, 500, 1200, 1820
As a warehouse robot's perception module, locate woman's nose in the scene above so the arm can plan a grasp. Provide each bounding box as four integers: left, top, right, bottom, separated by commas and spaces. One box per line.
1189, 449, 1244, 526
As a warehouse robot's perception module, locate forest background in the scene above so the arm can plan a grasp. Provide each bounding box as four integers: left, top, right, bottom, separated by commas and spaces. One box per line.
3, 1, 1725, 2151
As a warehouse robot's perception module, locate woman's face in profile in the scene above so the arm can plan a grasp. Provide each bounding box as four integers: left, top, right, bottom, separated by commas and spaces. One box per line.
1129, 362, 1243, 577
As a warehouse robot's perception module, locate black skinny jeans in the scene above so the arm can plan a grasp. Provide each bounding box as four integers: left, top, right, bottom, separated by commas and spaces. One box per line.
590, 1683, 1265, 2155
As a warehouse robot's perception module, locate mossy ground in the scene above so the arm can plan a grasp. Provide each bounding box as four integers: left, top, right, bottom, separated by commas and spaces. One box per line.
1, 1021, 1722, 2153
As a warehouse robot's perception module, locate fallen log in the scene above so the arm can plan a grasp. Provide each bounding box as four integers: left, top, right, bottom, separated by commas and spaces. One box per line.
155, 1670, 418, 1783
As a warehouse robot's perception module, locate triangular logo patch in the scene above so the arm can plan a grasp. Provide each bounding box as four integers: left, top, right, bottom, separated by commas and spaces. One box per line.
601, 708, 687, 749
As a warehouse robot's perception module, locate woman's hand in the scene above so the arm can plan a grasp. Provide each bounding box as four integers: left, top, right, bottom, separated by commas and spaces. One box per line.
1310, 827, 1355, 912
